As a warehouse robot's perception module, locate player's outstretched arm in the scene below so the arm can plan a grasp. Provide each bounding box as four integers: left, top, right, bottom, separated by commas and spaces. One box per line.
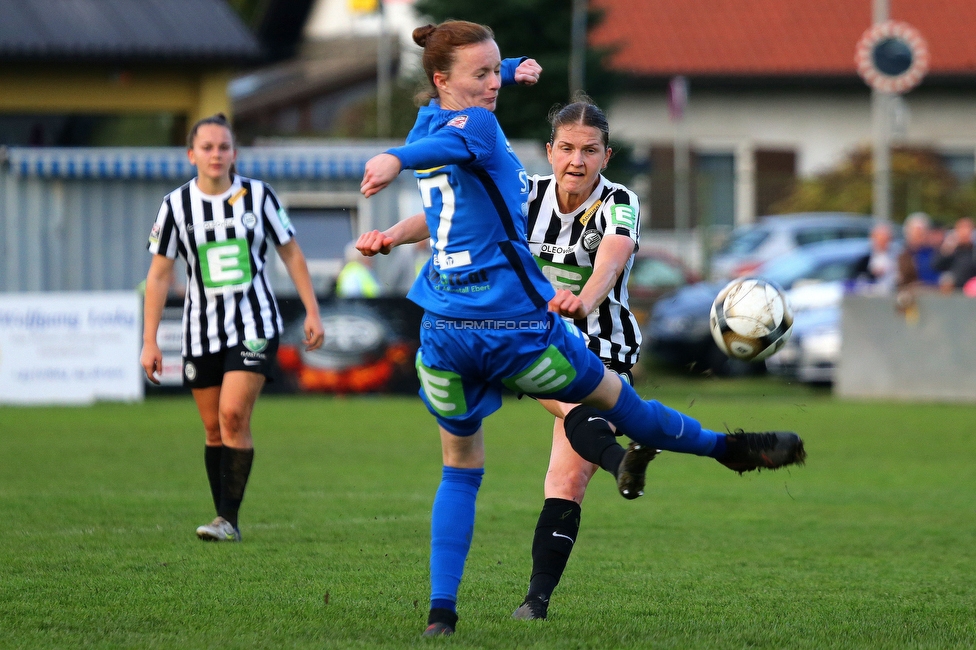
514, 58, 542, 85
277, 240, 324, 351
547, 289, 585, 320
549, 234, 635, 320
360, 153, 402, 198
141, 254, 175, 384
357, 212, 430, 257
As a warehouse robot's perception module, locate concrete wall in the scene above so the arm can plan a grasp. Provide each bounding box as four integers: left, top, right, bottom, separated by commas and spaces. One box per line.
836, 293, 976, 401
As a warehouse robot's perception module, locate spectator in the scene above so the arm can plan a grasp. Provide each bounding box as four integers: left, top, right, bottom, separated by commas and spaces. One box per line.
897, 212, 940, 288
336, 241, 380, 297
934, 217, 976, 292
854, 221, 897, 292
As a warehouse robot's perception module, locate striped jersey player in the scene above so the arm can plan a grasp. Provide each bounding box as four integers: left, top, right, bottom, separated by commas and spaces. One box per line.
141, 113, 323, 545
147, 174, 293, 358
526, 174, 642, 366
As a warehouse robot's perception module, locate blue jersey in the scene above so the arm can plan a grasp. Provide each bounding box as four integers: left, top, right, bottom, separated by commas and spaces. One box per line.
388, 103, 555, 319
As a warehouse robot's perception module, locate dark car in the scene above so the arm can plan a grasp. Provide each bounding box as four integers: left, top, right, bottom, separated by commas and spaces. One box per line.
627, 248, 700, 328
646, 238, 872, 374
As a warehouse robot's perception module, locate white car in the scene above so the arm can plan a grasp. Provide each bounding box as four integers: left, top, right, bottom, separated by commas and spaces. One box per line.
710, 213, 874, 281
766, 282, 844, 383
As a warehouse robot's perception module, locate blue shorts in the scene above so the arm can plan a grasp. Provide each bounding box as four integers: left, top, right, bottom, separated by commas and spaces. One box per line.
415, 310, 607, 436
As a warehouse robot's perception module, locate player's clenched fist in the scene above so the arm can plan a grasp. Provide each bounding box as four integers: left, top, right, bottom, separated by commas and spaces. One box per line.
514, 58, 542, 86
357, 230, 395, 256
548, 288, 588, 320
361, 153, 402, 198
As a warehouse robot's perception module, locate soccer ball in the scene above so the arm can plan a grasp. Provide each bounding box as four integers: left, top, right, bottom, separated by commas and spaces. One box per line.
709, 277, 793, 362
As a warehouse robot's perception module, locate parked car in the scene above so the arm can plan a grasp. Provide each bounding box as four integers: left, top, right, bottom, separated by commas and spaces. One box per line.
627, 248, 700, 328
709, 212, 874, 280
765, 242, 902, 385
764, 282, 844, 384
646, 238, 872, 374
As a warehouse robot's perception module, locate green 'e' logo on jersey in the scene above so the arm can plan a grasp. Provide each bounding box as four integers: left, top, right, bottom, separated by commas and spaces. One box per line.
608, 204, 637, 230
277, 208, 292, 230
198, 239, 253, 294
535, 259, 593, 295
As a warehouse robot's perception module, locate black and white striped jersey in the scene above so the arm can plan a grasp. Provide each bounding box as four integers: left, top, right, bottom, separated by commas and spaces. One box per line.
526, 174, 642, 365
147, 175, 295, 358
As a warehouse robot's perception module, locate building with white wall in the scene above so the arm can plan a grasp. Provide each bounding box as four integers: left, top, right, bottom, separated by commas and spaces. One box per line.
591, 0, 976, 232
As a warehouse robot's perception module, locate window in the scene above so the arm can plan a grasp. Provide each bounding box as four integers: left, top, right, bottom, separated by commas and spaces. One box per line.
696, 153, 735, 229
276, 191, 362, 295
288, 207, 354, 261
941, 152, 975, 183
630, 257, 686, 289
719, 227, 770, 255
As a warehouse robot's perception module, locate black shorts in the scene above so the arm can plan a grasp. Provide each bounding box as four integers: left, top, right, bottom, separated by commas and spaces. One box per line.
604, 359, 634, 386
183, 338, 279, 389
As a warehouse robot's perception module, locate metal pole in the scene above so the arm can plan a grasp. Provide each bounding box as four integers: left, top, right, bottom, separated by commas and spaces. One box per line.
569, 0, 587, 97
872, 0, 891, 220
377, 0, 392, 138
669, 76, 691, 261
674, 122, 691, 251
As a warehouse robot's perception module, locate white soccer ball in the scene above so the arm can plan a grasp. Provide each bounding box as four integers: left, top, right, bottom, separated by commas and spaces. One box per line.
709, 277, 794, 362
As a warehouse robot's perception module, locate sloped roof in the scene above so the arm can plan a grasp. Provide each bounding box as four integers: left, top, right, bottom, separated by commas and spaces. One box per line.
231, 36, 396, 119
591, 0, 976, 78
0, 0, 261, 63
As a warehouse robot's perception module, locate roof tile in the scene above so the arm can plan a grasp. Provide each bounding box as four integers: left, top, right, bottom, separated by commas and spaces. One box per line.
0, 0, 261, 61
591, 0, 974, 76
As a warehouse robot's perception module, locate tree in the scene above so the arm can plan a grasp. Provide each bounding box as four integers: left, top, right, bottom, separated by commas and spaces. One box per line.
413, 0, 621, 142
771, 147, 976, 226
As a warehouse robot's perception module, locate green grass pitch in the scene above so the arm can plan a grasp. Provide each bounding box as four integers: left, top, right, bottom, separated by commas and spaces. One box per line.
2, 374, 975, 649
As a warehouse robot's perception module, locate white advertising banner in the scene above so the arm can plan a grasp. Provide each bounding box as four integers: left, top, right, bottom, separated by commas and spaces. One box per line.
0, 292, 143, 404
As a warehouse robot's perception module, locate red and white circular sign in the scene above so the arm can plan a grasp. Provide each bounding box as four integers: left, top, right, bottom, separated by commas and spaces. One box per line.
855, 20, 929, 93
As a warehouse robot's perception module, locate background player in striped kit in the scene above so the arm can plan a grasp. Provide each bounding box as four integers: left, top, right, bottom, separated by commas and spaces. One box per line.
140, 114, 324, 542
513, 97, 657, 621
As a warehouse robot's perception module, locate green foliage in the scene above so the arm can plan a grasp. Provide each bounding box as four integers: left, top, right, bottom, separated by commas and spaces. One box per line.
2, 380, 976, 648
225, 0, 266, 27
772, 147, 976, 226
413, 0, 621, 143
327, 76, 431, 139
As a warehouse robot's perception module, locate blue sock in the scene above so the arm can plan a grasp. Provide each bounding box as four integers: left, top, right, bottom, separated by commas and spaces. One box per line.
601, 382, 723, 456
430, 466, 484, 612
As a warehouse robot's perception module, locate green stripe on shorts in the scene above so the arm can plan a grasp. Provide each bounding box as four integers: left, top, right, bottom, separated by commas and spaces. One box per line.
503, 345, 577, 395
416, 354, 468, 417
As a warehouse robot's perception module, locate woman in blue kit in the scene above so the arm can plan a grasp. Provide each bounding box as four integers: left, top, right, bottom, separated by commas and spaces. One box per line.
358, 20, 806, 638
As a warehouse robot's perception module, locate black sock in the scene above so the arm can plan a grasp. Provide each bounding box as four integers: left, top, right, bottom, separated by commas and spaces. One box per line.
204, 445, 223, 514
564, 406, 626, 476
525, 498, 582, 601
218, 447, 254, 529
427, 607, 458, 629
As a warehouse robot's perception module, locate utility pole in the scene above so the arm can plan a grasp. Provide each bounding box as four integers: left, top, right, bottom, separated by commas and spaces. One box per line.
569, 0, 587, 97
669, 76, 691, 261
857, 0, 928, 221
376, 0, 392, 138
872, 0, 891, 221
